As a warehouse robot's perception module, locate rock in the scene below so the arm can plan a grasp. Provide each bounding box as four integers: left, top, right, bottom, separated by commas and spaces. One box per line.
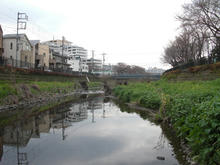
156, 156, 165, 160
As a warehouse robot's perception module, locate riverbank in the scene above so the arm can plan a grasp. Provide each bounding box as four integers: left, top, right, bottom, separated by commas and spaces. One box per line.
113, 79, 220, 164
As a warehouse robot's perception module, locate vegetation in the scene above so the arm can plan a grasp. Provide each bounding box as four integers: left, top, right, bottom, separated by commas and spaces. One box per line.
0, 81, 75, 105
88, 81, 103, 89
161, 0, 220, 67
113, 79, 220, 164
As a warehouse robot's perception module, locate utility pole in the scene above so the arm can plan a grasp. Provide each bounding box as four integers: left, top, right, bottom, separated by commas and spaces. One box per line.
101, 53, 106, 76
16, 12, 28, 67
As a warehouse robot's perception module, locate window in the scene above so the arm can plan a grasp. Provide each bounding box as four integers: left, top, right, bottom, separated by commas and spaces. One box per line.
43, 53, 46, 56
10, 42, 13, 50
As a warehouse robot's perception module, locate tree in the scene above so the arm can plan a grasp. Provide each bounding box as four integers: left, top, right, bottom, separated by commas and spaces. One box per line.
178, 0, 220, 43
113, 63, 147, 75
161, 0, 220, 67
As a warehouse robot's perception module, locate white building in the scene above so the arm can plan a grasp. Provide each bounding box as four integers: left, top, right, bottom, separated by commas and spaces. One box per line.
86, 58, 102, 74
43, 39, 71, 57
44, 40, 88, 73
67, 45, 88, 73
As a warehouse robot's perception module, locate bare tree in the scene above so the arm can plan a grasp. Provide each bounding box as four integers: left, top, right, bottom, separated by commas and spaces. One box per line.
178, 0, 220, 42
113, 63, 146, 75
161, 0, 220, 67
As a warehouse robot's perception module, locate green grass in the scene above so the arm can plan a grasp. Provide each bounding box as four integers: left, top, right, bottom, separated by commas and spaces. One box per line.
0, 81, 75, 104
88, 81, 103, 89
113, 79, 220, 164
31, 81, 75, 93
0, 83, 17, 99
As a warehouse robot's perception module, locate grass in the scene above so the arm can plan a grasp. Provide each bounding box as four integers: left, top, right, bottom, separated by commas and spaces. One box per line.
113, 79, 220, 164
88, 81, 103, 89
0, 83, 17, 99
0, 80, 76, 105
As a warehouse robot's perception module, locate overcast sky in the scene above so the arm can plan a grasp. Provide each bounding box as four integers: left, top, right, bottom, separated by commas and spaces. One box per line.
0, 0, 190, 69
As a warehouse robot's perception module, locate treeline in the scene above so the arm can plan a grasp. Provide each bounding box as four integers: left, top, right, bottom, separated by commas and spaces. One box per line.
161, 0, 220, 68
113, 63, 147, 75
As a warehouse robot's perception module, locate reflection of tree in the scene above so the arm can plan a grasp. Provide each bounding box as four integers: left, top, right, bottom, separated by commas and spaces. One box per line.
159, 123, 188, 164
117, 102, 188, 164
153, 132, 166, 150
16, 122, 29, 165
118, 103, 153, 122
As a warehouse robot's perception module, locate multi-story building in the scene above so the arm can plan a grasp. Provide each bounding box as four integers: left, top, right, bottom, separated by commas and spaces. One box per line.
0, 25, 3, 57
44, 39, 89, 73
43, 39, 71, 56
67, 45, 88, 73
49, 51, 71, 71
44, 39, 71, 71
86, 58, 102, 74
30, 40, 50, 69
3, 34, 34, 68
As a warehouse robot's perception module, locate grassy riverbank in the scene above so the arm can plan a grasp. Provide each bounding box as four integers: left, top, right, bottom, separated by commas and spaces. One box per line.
0, 81, 76, 105
113, 79, 220, 164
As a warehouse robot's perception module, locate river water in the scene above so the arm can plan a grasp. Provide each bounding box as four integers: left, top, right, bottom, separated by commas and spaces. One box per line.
0, 96, 185, 165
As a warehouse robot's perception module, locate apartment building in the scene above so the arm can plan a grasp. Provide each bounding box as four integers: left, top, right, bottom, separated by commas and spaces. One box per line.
67, 45, 88, 72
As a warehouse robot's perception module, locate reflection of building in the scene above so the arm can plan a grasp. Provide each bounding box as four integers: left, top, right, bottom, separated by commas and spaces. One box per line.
32, 111, 50, 138
3, 124, 32, 147
87, 100, 102, 110
67, 103, 88, 122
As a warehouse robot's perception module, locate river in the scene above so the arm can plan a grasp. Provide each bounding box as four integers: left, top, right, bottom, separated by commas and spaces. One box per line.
0, 96, 186, 165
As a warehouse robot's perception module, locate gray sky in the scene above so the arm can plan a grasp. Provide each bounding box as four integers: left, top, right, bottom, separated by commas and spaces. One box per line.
0, 0, 190, 69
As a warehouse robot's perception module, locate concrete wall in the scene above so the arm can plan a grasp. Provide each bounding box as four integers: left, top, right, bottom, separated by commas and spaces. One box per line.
21, 50, 33, 64
3, 36, 32, 64
3, 38, 19, 60
38, 44, 49, 67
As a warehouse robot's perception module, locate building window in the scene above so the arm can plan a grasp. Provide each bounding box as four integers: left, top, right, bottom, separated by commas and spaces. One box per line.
43, 53, 46, 56
10, 42, 13, 50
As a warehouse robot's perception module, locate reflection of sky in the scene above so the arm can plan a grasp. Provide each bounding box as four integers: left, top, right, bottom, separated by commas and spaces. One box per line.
1, 100, 179, 165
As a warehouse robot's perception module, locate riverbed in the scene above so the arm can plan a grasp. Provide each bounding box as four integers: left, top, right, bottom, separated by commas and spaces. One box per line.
0, 96, 185, 165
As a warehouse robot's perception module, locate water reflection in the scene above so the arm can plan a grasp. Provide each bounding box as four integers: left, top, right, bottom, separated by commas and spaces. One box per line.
0, 97, 183, 165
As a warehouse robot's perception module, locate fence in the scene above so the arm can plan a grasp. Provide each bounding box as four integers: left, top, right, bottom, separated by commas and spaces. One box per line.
0, 57, 35, 69
0, 56, 98, 77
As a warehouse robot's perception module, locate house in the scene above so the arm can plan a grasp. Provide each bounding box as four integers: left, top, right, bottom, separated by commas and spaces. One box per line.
49, 51, 71, 72
3, 34, 33, 68
0, 25, 3, 57
30, 40, 50, 69
44, 39, 72, 71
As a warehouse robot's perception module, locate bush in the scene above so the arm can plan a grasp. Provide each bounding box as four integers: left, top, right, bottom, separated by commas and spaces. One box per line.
113, 79, 220, 164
